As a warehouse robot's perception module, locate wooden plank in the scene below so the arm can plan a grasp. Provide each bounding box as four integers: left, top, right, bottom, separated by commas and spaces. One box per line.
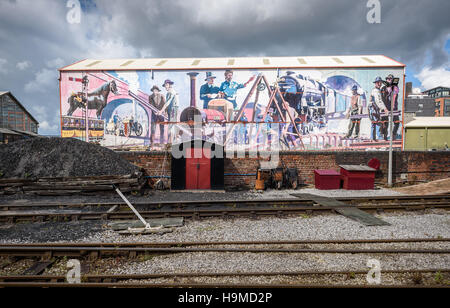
37, 174, 135, 182
22, 185, 115, 191
25, 190, 83, 196
0, 179, 35, 184
109, 218, 184, 230
22, 261, 54, 275
35, 179, 138, 186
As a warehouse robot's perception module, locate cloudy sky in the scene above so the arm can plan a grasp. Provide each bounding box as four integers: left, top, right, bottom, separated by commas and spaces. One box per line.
0, 0, 449, 135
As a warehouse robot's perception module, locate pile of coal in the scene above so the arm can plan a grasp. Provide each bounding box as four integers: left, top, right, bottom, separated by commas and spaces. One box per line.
0, 137, 140, 178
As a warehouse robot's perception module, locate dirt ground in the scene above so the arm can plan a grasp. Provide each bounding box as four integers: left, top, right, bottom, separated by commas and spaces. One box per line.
392, 178, 450, 195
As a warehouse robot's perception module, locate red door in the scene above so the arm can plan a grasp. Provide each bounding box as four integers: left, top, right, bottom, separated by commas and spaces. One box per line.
185, 148, 211, 189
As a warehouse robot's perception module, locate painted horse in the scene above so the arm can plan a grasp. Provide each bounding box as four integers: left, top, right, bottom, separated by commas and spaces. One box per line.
67, 80, 119, 118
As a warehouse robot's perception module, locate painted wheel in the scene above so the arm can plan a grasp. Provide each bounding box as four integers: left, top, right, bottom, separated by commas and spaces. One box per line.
135, 123, 143, 136
276, 181, 282, 190
291, 180, 298, 189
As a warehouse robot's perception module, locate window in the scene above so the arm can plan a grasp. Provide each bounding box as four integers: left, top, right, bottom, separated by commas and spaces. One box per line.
31, 122, 37, 133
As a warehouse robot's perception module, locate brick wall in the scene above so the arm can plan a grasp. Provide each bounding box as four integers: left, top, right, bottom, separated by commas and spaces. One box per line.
119, 151, 450, 189
119, 151, 172, 178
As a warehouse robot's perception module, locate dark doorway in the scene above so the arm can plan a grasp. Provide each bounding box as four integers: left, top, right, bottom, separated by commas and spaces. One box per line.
171, 140, 224, 190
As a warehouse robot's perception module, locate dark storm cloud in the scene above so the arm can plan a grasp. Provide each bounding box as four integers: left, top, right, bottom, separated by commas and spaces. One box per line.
94, 0, 449, 66
0, 0, 448, 135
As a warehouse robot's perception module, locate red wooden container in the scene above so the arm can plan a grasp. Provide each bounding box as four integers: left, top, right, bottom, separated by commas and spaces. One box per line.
339, 165, 376, 190
314, 169, 341, 190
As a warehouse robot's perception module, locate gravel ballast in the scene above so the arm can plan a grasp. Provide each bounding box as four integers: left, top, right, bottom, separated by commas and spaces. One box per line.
0, 210, 448, 283
0, 211, 448, 244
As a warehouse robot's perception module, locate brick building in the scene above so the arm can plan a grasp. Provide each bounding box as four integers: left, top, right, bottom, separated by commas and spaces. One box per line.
422, 86, 450, 116
0, 91, 39, 143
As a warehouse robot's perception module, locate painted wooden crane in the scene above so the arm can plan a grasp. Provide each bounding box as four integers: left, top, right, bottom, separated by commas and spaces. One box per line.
225, 73, 305, 150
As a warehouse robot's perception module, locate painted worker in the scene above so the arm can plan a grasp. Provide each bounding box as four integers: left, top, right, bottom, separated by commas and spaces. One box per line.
200, 72, 220, 109
234, 113, 249, 145
162, 79, 179, 122
345, 85, 363, 139
219, 70, 255, 109
369, 77, 386, 141
149, 85, 167, 146
113, 111, 120, 129
381, 74, 400, 140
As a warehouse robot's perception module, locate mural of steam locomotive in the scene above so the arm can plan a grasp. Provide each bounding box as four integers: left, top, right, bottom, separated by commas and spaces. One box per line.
276, 71, 355, 135
174, 70, 358, 146
60, 56, 405, 150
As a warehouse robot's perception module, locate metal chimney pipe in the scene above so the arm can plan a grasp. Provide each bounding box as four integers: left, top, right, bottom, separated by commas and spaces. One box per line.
187, 72, 199, 107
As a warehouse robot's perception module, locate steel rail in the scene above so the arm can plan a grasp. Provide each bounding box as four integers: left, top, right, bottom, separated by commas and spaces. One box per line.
1, 269, 448, 282
0, 282, 447, 288
1, 237, 448, 248
2, 200, 449, 211
1, 246, 449, 258
0, 203, 448, 223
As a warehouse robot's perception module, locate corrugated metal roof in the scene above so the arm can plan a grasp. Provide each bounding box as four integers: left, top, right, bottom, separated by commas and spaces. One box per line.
10, 129, 40, 137
405, 117, 450, 128
0, 128, 21, 135
59, 55, 405, 71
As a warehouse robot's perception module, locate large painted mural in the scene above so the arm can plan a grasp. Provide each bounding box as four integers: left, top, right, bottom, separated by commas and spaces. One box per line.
59, 68, 404, 150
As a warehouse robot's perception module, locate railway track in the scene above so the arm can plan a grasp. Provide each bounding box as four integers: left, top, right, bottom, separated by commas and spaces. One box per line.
1, 239, 448, 288
1, 194, 449, 210
0, 195, 448, 223
0, 269, 448, 288
0, 238, 449, 258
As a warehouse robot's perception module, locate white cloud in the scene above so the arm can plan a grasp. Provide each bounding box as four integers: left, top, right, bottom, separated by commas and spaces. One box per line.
16, 60, 31, 70
46, 58, 65, 69
31, 105, 48, 120
415, 66, 450, 90
24, 68, 58, 93
116, 71, 140, 93
39, 120, 58, 132
0, 58, 7, 74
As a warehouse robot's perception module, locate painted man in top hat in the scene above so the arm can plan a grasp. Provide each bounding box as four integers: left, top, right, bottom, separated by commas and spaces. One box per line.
162, 79, 179, 144
345, 85, 363, 139
149, 85, 166, 146
162, 79, 179, 122
369, 76, 386, 141
381, 74, 400, 140
200, 72, 220, 109
219, 70, 255, 109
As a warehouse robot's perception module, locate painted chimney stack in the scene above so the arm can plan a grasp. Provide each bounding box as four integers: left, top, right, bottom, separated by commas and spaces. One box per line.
187, 72, 199, 107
